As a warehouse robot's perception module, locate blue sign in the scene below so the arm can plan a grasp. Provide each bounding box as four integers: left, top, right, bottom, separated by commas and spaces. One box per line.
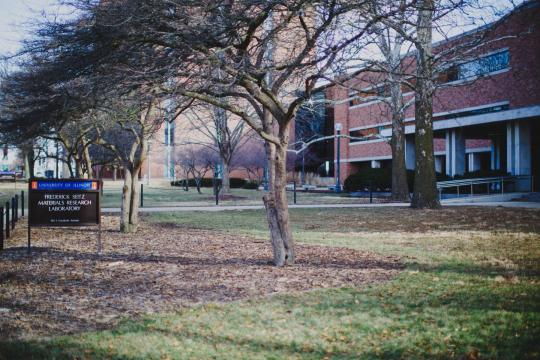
33, 180, 97, 191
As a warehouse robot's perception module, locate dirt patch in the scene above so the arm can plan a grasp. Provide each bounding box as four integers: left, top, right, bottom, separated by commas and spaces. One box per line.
0, 217, 402, 340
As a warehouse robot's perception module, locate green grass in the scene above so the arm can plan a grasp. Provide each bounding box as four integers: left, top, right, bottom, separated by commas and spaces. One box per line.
149, 208, 540, 273
101, 186, 361, 208
2, 273, 538, 359
1, 207, 539, 359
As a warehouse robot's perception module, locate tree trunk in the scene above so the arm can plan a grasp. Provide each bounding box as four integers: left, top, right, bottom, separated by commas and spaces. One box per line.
75, 160, 83, 178
83, 146, 93, 178
195, 177, 202, 193
389, 78, 410, 201
390, 111, 410, 201
128, 169, 140, 233
411, 0, 441, 209
25, 150, 35, 179
120, 167, 134, 232
262, 141, 294, 266
221, 160, 231, 194
113, 165, 117, 181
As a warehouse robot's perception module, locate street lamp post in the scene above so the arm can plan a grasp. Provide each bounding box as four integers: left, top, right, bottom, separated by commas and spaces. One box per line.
335, 123, 342, 193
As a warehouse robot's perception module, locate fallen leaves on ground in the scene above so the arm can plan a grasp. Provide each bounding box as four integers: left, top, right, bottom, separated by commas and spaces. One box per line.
0, 216, 402, 340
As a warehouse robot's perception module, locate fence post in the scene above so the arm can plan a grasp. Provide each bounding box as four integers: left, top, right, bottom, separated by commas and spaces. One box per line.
215, 182, 218, 205
14, 195, 19, 222
140, 183, 144, 208
5, 202, 10, 239
11, 198, 16, 230
470, 184, 473, 197
21, 190, 25, 217
0, 207, 3, 251
293, 181, 297, 205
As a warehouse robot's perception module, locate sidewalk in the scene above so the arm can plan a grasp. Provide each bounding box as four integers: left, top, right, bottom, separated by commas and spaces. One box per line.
102, 200, 540, 213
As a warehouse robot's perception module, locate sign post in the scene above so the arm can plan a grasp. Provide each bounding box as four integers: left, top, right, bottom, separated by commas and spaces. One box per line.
28, 179, 102, 255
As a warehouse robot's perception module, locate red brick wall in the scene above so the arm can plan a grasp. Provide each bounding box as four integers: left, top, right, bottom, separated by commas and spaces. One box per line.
329, 3, 540, 177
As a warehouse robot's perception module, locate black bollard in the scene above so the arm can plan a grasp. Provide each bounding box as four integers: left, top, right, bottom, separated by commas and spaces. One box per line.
14, 195, 19, 222
140, 183, 144, 208
21, 190, 25, 217
5, 202, 10, 239
11, 198, 16, 229
293, 181, 297, 205
369, 181, 373, 204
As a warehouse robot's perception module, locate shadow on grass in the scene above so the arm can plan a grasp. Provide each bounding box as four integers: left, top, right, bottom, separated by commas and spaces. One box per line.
0, 246, 402, 271
2, 283, 539, 360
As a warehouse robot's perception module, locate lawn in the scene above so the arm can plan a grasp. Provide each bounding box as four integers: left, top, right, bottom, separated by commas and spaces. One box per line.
100, 184, 380, 208
1, 207, 539, 359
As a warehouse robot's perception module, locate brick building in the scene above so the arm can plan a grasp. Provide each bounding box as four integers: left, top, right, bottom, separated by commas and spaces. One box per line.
327, 1, 540, 190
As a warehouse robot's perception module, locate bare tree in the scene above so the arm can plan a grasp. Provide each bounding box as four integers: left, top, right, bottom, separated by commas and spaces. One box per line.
181, 105, 248, 194
175, 145, 216, 194
95, 97, 162, 232
235, 138, 267, 185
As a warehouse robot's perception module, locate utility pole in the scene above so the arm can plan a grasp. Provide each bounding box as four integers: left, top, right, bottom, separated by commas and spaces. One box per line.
335, 123, 342, 193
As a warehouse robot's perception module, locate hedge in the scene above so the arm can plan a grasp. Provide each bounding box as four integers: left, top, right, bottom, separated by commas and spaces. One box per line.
344, 168, 510, 192
171, 177, 259, 189
344, 168, 394, 192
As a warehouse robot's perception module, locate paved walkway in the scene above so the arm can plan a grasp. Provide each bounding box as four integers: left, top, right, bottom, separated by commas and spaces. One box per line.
103, 200, 540, 213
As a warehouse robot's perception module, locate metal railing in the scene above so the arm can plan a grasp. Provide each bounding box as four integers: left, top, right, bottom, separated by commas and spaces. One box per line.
437, 175, 533, 200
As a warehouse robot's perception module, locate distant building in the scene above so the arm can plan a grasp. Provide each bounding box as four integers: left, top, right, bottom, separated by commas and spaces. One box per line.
0, 144, 23, 177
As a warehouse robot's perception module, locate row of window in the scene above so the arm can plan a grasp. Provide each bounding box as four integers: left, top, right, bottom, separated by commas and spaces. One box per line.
348, 50, 510, 108
441, 50, 509, 83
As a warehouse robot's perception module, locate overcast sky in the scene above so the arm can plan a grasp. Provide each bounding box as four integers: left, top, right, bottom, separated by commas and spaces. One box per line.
0, 0, 523, 58
0, 0, 73, 56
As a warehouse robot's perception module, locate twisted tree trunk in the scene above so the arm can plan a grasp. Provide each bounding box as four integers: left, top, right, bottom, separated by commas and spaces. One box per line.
262, 136, 294, 266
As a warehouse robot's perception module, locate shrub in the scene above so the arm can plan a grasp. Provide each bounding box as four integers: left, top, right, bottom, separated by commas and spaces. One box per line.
171, 178, 214, 188
344, 168, 392, 192
172, 177, 251, 188
229, 178, 247, 188
343, 168, 419, 192
243, 181, 259, 189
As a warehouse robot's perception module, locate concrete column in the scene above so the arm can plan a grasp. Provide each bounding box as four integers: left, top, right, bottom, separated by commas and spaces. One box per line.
468, 153, 481, 172
445, 128, 466, 177
507, 120, 531, 175
490, 135, 502, 170
405, 136, 416, 170
371, 160, 381, 169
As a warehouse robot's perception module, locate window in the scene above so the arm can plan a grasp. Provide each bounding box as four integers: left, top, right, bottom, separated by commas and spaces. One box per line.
458, 50, 509, 79
164, 121, 175, 146
442, 50, 509, 83
349, 85, 387, 107
434, 104, 509, 121
349, 128, 380, 143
